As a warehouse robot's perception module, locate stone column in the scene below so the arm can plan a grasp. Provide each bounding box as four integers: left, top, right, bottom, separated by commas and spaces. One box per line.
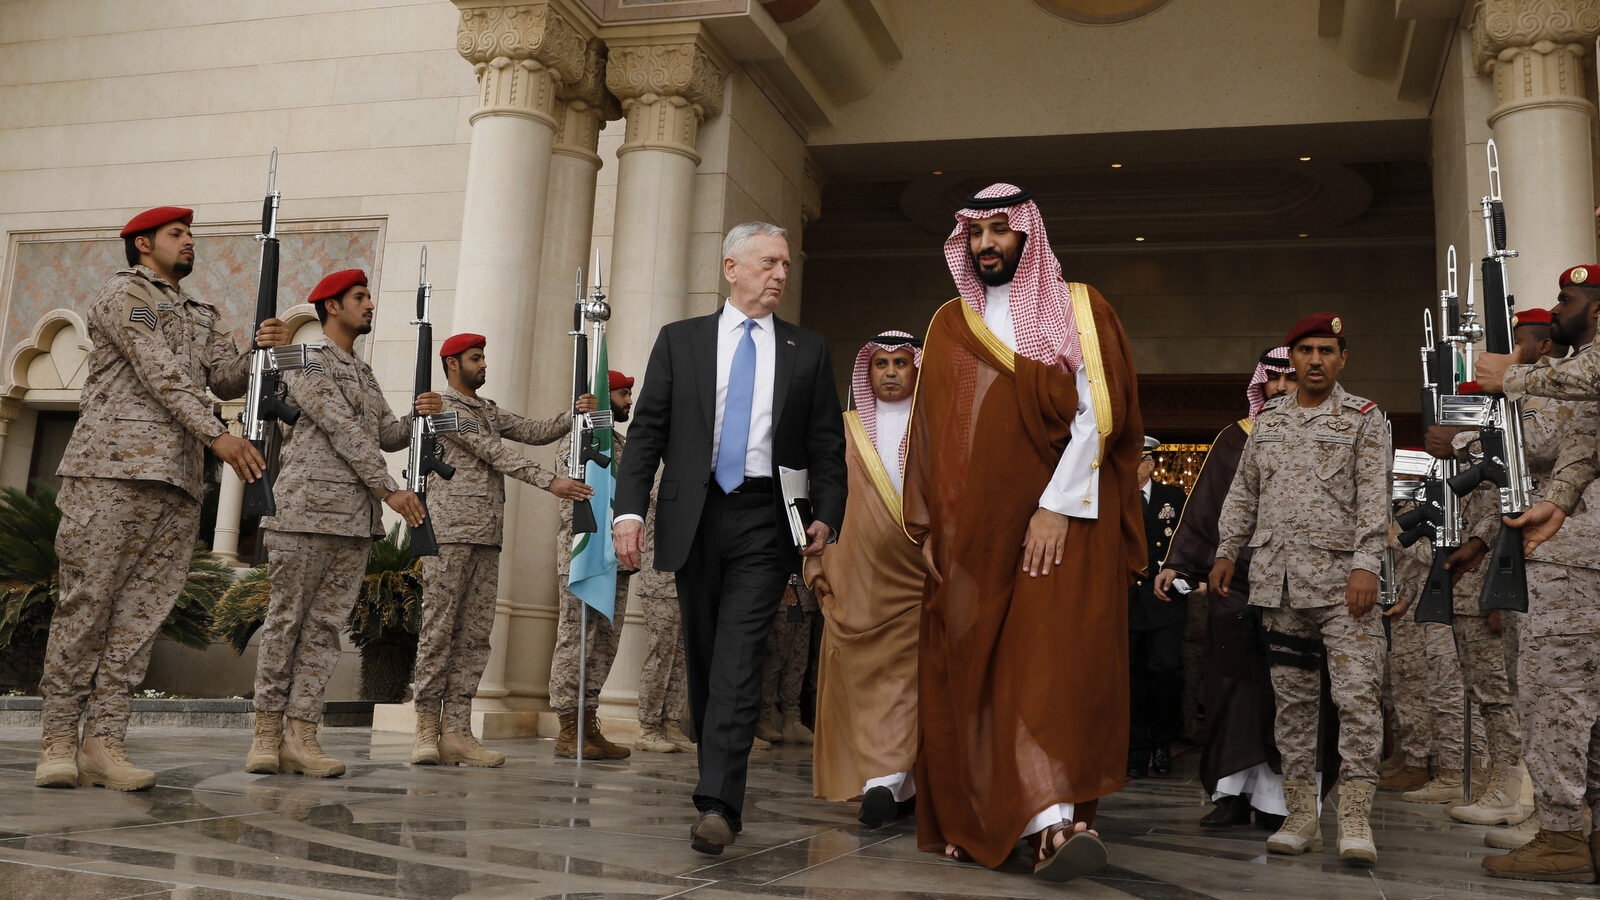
1471, 0, 1600, 294
501, 41, 618, 729
0, 398, 21, 479
210, 400, 246, 564
449, 0, 591, 736
603, 27, 730, 388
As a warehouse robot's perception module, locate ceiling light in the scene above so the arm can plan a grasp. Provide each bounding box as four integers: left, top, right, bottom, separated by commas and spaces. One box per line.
931, 170, 942, 175
1298, 156, 1311, 162
1298, 232, 1309, 237
1110, 163, 1123, 168
1135, 236, 1145, 242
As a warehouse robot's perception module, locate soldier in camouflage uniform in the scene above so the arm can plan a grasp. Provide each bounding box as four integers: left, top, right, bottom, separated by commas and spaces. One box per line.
1382, 531, 1447, 791
632, 473, 693, 754
36, 207, 286, 792
757, 585, 814, 745
1473, 267, 1600, 882
410, 333, 591, 767
245, 269, 437, 779
549, 371, 636, 759
1213, 312, 1389, 865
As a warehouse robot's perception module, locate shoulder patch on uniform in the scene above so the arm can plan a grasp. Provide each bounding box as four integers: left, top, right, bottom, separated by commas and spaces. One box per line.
1359, 401, 1376, 413
458, 419, 479, 434
302, 353, 325, 375
123, 298, 158, 333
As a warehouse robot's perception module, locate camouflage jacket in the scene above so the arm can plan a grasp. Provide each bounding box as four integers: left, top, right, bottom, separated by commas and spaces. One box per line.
1216, 384, 1390, 609
1504, 343, 1600, 515
262, 338, 409, 538
429, 387, 568, 547
57, 265, 250, 500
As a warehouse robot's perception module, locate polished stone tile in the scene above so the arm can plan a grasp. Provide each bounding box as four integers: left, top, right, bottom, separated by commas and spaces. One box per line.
3, 724, 1600, 898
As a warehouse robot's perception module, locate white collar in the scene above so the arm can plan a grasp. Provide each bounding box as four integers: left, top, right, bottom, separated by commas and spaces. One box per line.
983, 282, 1011, 309
721, 299, 774, 333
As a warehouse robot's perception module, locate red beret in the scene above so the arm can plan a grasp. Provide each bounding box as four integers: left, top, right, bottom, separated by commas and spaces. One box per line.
120, 206, 193, 238
1513, 307, 1553, 328
1283, 312, 1344, 349
308, 269, 368, 304
1559, 265, 1600, 289
608, 370, 634, 391
439, 333, 486, 358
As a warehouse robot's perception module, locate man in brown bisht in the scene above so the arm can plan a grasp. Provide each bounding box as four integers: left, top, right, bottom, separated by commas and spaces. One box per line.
904, 183, 1143, 883
808, 330, 924, 828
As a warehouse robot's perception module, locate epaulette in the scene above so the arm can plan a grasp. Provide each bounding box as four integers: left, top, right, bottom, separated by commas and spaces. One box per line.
1341, 392, 1378, 414
1260, 395, 1289, 412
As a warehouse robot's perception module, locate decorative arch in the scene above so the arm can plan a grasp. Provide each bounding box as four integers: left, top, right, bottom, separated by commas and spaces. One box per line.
4, 309, 91, 402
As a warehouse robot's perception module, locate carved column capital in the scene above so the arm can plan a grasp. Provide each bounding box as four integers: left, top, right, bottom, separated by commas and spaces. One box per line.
455, 1, 591, 126
604, 33, 729, 161
1471, 0, 1600, 120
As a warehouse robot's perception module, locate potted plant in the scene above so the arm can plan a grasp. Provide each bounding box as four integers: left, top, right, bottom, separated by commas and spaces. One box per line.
348, 524, 423, 702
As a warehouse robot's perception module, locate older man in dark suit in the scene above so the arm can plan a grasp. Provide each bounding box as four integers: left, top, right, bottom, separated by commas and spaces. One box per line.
614, 221, 847, 855
1129, 436, 1188, 778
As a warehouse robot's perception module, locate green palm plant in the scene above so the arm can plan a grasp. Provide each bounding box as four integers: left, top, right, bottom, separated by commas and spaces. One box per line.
0, 483, 223, 691
210, 525, 424, 703
212, 565, 271, 654
349, 524, 423, 702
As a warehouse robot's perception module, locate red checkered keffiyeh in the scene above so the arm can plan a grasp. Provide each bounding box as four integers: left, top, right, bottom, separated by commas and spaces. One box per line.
943, 183, 1084, 371
851, 331, 923, 467
1247, 346, 1294, 420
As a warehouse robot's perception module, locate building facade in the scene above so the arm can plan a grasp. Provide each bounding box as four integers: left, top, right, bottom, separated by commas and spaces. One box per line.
2, 0, 1597, 729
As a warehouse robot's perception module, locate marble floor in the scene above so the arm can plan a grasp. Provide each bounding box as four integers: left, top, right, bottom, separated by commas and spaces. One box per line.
0, 726, 1596, 900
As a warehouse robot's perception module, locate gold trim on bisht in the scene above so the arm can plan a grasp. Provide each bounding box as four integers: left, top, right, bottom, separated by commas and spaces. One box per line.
845, 410, 904, 529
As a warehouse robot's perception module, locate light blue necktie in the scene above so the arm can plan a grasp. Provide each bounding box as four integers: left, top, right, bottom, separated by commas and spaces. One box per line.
716, 319, 757, 492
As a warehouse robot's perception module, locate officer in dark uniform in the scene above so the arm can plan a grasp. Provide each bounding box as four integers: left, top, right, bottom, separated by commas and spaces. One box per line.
1129, 436, 1189, 777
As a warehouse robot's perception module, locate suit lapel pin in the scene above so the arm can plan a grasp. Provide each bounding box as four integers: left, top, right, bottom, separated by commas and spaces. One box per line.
786, 339, 796, 346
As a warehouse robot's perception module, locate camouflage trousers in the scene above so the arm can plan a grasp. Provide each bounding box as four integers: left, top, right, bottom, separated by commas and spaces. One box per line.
416, 543, 499, 732
254, 531, 370, 723
1388, 615, 1447, 768
40, 477, 200, 739
547, 575, 630, 712
636, 590, 688, 727
1521, 563, 1600, 832
1423, 620, 1487, 770
762, 608, 811, 719
1452, 612, 1522, 767
1264, 604, 1383, 782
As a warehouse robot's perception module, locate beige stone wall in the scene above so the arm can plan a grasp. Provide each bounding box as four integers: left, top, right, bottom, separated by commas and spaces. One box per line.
0, 0, 478, 484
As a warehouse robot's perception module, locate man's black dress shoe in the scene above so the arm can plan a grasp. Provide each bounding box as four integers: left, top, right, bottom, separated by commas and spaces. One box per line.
859, 786, 898, 828
691, 811, 735, 855
1199, 793, 1253, 829
1151, 747, 1172, 776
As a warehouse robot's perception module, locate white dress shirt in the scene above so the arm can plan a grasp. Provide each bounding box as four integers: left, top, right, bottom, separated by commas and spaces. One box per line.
982, 282, 1101, 519
872, 396, 912, 494
712, 299, 776, 479
614, 299, 778, 528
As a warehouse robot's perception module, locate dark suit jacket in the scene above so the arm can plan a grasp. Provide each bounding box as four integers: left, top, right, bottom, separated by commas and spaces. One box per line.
1130, 480, 1188, 631
615, 309, 847, 574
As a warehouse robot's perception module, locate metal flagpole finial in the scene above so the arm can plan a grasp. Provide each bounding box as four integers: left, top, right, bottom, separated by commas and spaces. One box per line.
585, 253, 611, 324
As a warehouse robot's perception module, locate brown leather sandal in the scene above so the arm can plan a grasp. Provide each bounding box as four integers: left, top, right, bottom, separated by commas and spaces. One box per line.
1029, 823, 1108, 882
941, 843, 972, 862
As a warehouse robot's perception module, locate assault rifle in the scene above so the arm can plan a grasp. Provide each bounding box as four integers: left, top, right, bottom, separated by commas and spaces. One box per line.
566, 263, 613, 535
403, 247, 460, 559
239, 148, 309, 518
1397, 247, 1467, 624
1438, 139, 1532, 613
